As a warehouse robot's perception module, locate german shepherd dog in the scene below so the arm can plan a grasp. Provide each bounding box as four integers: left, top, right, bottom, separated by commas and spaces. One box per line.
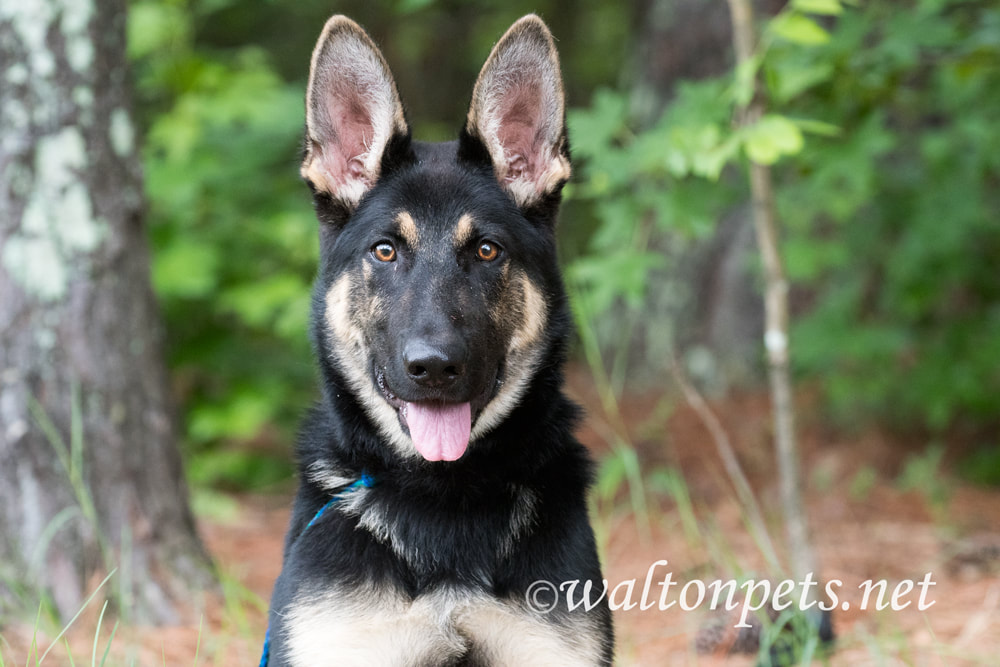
265, 14, 613, 666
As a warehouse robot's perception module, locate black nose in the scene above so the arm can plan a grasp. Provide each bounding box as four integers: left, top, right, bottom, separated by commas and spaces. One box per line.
404, 339, 466, 388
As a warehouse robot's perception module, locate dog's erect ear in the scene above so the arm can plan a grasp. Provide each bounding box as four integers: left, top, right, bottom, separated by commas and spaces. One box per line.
462, 15, 570, 209
302, 16, 409, 210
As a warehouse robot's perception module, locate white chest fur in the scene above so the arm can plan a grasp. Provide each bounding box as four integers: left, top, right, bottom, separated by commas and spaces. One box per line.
281, 585, 605, 666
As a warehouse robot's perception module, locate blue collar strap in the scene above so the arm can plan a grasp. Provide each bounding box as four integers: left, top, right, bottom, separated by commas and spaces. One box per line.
259, 470, 375, 667
305, 471, 376, 529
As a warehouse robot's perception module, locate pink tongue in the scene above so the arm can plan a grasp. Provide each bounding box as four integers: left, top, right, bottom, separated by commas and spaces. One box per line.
405, 401, 471, 462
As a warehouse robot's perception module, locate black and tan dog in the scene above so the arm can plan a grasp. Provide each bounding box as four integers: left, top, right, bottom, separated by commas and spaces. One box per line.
265, 14, 613, 666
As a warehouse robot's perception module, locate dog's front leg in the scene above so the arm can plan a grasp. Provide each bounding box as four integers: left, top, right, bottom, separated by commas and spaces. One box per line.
274, 587, 467, 667
455, 598, 611, 667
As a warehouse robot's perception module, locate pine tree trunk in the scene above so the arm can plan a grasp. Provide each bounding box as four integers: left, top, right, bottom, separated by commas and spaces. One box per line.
0, 0, 213, 623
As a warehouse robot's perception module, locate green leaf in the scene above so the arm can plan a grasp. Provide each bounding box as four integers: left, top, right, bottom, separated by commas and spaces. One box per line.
792, 118, 842, 137
189, 450, 293, 494
567, 89, 629, 158
792, 0, 843, 15
220, 275, 307, 328
127, 3, 190, 60
189, 390, 274, 442
743, 115, 805, 164
567, 250, 664, 312
769, 62, 834, 102
771, 13, 831, 45
152, 241, 219, 298
659, 123, 729, 178
784, 236, 849, 280
693, 135, 741, 180
663, 143, 690, 178
589, 199, 640, 251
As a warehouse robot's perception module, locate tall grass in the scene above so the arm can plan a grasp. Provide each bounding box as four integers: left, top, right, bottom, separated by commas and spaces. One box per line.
1, 390, 265, 666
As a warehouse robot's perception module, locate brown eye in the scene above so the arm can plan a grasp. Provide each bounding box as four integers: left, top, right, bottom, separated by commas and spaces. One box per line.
476, 241, 499, 262
372, 242, 396, 262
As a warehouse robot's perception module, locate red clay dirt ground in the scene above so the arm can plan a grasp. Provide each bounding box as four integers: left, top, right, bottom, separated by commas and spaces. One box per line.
4, 372, 1000, 665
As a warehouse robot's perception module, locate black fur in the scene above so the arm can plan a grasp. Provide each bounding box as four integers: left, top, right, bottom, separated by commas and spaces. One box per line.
265, 16, 613, 667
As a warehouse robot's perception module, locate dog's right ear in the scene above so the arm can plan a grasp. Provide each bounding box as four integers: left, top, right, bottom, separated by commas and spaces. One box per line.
301, 16, 410, 212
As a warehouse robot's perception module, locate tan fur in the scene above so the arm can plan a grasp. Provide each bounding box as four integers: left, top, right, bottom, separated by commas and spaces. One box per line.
453, 213, 476, 248
509, 273, 547, 351
325, 262, 549, 453
324, 275, 418, 460
300, 158, 336, 199
472, 272, 547, 440
282, 587, 465, 666
396, 211, 419, 248
282, 585, 606, 666
305, 460, 357, 492
456, 598, 607, 666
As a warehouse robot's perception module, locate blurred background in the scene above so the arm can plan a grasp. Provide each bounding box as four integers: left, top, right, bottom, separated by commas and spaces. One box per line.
2, 0, 999, 663
130, 0, 999, 489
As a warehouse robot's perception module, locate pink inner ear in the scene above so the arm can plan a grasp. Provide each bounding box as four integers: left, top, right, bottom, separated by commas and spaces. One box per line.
320, 92, 375, 187
496, 87, 545, 181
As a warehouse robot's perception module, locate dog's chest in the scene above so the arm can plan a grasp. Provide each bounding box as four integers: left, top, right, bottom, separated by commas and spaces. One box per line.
331, 478, 540, 576
282, 585, 603, 666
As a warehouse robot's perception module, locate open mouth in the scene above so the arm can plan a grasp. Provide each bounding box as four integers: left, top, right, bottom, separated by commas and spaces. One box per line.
375, 367, 502, 462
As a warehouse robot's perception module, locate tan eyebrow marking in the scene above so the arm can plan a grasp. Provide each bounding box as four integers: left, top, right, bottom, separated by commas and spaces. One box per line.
396, 211, 419, 247
453, 213, 475, 247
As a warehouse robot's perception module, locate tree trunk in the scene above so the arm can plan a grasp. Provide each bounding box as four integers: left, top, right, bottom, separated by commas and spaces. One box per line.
623, 0, 764, 392
0, 0, 212, 623
621, 0, 789, 391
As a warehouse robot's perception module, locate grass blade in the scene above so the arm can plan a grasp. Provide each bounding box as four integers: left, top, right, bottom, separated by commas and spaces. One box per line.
91, 600, 107, 667
38, 569, 117, 665
61, 640, 75, 667
28, 507, 82, 575
98, 621, 119, 667
191, 615, 203, 666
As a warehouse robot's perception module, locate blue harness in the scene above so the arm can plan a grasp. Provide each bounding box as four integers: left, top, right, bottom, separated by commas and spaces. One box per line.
259, 471, 376, 666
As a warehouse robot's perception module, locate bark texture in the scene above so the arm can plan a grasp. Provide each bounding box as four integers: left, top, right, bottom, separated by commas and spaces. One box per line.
0, 0, 212, 623
624, 0, 765, 391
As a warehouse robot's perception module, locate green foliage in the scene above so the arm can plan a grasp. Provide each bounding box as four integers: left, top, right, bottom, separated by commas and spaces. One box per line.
131, 1, 320, 477
780, 0, 1000, 434
566, 82, 741, 313
958, 444, 1000, 487
133, 0, 999, 488
848, 465, 878, 501
896, 444, 951, 510
187, 447, 293, 491
770, 12, 832, 46
564, 0, 845, 314
568, 0, 1000, 439
757, 607, 827, 666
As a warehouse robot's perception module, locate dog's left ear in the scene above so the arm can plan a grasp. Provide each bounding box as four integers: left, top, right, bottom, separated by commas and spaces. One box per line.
301, 16, 409, 212
461, 15, 570, 210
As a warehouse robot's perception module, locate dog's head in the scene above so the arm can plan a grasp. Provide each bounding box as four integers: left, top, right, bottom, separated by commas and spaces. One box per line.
302, 15, 570, 463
